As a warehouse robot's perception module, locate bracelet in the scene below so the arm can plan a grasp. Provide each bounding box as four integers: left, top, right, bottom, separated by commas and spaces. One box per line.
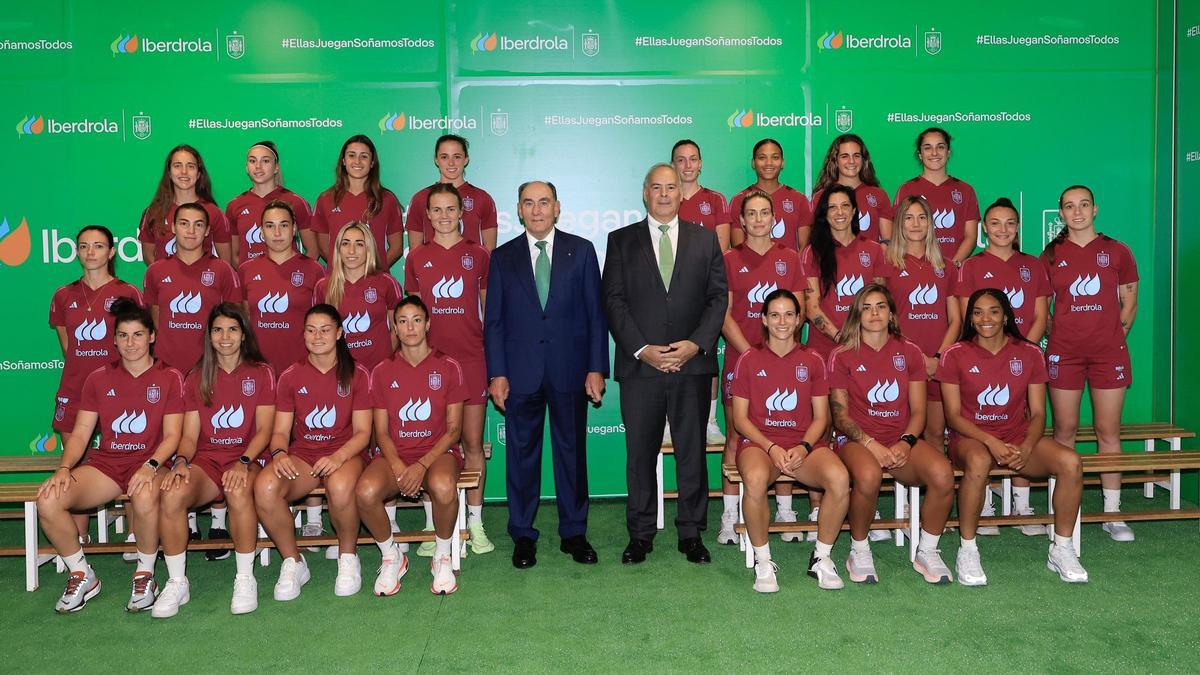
270, 448, 287, 458
767, 443, 780, 454
177, 457, 191, 469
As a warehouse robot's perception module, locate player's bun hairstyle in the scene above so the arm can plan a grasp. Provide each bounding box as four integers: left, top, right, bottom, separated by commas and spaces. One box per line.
248, 140, 283, 185
959, 288, 1028, 344
197, 303, 268, 406
810, 184, 862, 298
814, 133, 881, 193
393, 294, 430, 322
914, 127, 952, 160
305, 304, 356, 390
76, 225, 117, 276
435, 134, 469, 157
109, 297, 156, 340
982, 197, 1022, 252
759, 288, 803, 344
427, 182, 464, 212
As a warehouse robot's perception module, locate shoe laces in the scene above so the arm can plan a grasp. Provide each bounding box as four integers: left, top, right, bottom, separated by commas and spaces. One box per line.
337, 556, 358, 574
63, 571, 87, 596
849, 547, 873, 566
132, 573, 154, 595
754, 559, 778, 577
233, 575, 254, 593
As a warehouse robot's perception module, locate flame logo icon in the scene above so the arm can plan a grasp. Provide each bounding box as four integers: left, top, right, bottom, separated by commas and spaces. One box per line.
932, 209, 956, 230
976, 383, 1011, 407
211, 405, 246, 430
907, 284, 940, 306
1068, 274, 1101, 298
727, 109, 754, 128
431, 276, 464, 301
304, 405, 338, 429
111, 34, 140, 54
0, 217, 32, 266
245, 222, 264, 245
257, 291, 290, 314
470, 32, 498, 54
1004, 287, 1025, 309
859, 211, 872, 231
342, 311, 372, 334
74, 318, 109, 342
15, 115, 45, 136
835, 274, 865, 299
818, 31, 844, 50
747, 281, 778, 305
866, 379, 900, 405
765, 388, 798, 413
378, 112, 407, 132
169, 291, 203, 315
111, 410, 148, 436
29, 433, 59, 454
397, 398, 432, 425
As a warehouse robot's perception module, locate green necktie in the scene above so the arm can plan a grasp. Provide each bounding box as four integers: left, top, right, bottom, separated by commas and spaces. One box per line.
658, 224, 674, 288
534, 239, 550, 307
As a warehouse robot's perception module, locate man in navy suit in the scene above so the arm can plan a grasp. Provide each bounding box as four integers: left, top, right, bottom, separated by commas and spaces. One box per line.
484, 180, 608, 568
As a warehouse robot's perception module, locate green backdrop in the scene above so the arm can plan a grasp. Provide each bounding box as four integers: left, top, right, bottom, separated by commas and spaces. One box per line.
0, 1, 1178, 499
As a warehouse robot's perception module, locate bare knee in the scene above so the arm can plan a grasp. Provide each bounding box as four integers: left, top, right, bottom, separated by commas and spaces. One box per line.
426, 474, 457, 505
355, 479, 383, 509
822, 464, 851, 502
1056, 450, 1082, 479
852, 465, 883, 496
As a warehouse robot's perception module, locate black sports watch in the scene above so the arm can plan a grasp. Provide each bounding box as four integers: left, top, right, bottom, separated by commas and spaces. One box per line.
899, 434, 919, 449
144, 458, 160, 470
239, 455, 253, 466
798, 441, 813, 453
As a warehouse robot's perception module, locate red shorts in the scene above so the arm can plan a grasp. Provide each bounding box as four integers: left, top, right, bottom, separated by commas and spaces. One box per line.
459, 359, 488, 406
927, 377, 942, 403
51, 390, 79, 435
190, 452, 238, 500
737, 436, 828, 458
381, 444, 466, 470
1046, 343, 1132, 390
82, 451, 149, 493
721, 357, 737, 405
833, 433, 901, 453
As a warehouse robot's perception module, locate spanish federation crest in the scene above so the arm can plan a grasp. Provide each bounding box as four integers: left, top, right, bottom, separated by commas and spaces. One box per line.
859, 251, 872, 268
496, 423, 506, 446
463, 196, 475, 212
490, 111, 508, 137
934, 266, 945, 278
200, 270, 215, 287
337, 382, 351, 398
291, 271, 305, 287
364, 287, 378, 304
866, 193, 878, 208
782, 199, 795, 214
893, 355, 907, 372
428, 372, 443, 391
699, 201, 712, 216
461, 254, 475, 270
924, 30, 942, 55
1048, 364, 1059, 380
1019, 266, 1032, 283
131, 113, 152, 141
1009, 358, 1024, 376
775, 260, 788, 276
1096, 252, 1111, 268
835, 107, 853, 133
795, 365, 809, 382
146, 385, 161, 404
104, 297, 116, 311
242, 378, 256, 396
582, 30, 600, 57
951, 189, 963, 204
226, 32, 245, 59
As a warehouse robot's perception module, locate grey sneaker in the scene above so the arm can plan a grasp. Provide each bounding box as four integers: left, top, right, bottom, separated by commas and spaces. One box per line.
55, 567, 101, 614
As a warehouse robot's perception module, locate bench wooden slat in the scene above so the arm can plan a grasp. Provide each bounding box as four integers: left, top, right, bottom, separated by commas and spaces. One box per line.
0, 456, 62, 473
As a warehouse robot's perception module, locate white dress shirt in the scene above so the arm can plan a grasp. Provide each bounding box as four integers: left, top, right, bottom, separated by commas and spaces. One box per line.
635, 215, 680, 360
526, 227, 556, 273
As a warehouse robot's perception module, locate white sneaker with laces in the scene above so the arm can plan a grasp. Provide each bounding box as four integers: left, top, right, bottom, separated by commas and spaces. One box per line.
977, 496, 999, 536
805, 508, 819, 542
273, 555, 310, 601
1047, 543, 1089, 583
868, 511, 892, 542
705, 419, 725, 446
374, 553, 409, 596
716, 511, 739, 545
230, 574, 258, 615
55, 567, 101, 614
807, 553, 844, 590
1015, 506, 1048, 536
126, 571, 158, 612
1102, 520, 1135, 542
776, 508, 802, 542
752, 558, 779, 593
300, 522, 323, 552
955, 548, 988, 586
151, 577, 190, 618
431, 554, 458, 595
846, 547, 878, 584
334, 554, 362, 596
913, 548, 953, 584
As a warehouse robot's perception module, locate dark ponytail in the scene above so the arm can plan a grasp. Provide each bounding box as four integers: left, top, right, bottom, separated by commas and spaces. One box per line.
982, 197, 1021, 253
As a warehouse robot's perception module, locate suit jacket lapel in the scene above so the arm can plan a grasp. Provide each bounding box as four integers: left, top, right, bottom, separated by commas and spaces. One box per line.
546, 232, 572, 308
668, 222, 692, 291
633, 222, 666, 293
515, 233, 541, 307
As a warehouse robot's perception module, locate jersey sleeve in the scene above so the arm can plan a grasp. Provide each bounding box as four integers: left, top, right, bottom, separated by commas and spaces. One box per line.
877, 188, 896, 220
1116, 241, 1140, 284
963, 183, 981, 221
137, 209, 155, 244
403, 251, 421, 292
385, 272, 402, 302
368, 363, 387, 409
275, 370, 296, 413
827, 350, 849, 389
207, 203, 232, 244
714, 191, 731, 225
257, 365, 278, 407
290, 192, 313, 232
871, 242, 889, 279
728, 350, 751, 399
800, 246, 817, 281
164, 368, 186, 415
405, 190, 428, 234
796, 193, 814, 228
479, 192, 498, 232
48, 287, 66, 327
221, 261, 241, 300
906, 341, 927, 381
445, 357, 469, 404
383, 191, 404, 237
352, 365, 372, 411
78, 368, 103, 412
182, 371, 201, 412
312, 278, 328, 307
1024, 344, 1050, 384
311, 192, 331, 235
477, 248, 490, 288
809, 352, 829, 396
1032, 259, 1052, 298
935, 345, 962, 384
954, 258, 976, 297
142, 266, 161, 305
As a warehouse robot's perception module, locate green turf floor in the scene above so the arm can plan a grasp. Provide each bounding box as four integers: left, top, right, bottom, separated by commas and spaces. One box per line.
1, 486, 1198, 674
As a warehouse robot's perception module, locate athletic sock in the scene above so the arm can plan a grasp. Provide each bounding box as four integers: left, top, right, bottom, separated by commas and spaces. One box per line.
210, 507, 227, 530
722, 494, 739, 515
467, 505, 483, 526
752, 543, 771, 563
776, 494, 793, 512
164, 552, 186, 579
384, 504, 397, 525
306, 505, 322, 525
423, 500, 434, 529
434, 536, 452, 556
918, 530, 941, 552
814, 541, 833, 559
63, 549, 88, 574
136, 551, 156, 575
187, 512, 198, 533
850, 537, 870, 553
1055, 532, 1075, 548
959, 536, 978, 551
1102, 488, 1121, 513
376, 539, 397, 558
1012, 486, 1031, 512
234, 552, 254, 576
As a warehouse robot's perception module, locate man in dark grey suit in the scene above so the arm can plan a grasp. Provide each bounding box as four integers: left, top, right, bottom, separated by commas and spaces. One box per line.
602, 163, 728, 564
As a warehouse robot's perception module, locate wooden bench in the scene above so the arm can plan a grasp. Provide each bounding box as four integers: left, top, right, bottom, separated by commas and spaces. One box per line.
1, 471, 480, 592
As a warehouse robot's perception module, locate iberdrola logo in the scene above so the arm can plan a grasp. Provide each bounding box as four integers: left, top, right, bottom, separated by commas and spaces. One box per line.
15, 115, 44, 136
0, 216, 32, 266
30, 432, 60, 454
379, 113, 407, 132
727, 109, 754, 128
817, 31, 844, 50
470, 32, 498, 54
112, 33, 140, 54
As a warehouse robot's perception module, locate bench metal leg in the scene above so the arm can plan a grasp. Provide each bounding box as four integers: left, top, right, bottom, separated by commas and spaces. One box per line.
1000, 479, 1012, 516
1169, 437, 1181, 510
656, 452, 665, 530
1143, 439, 1155, 499
258, 525, 270, 567
96, 507, 108, 544
908, 485, 919, 562
114, 512, 125, 534
739, 483, 753, 569
1073, 508, 1082, 557
453, 487, 466, 571
1047, 477, 1057, 542
893, 480, 906, 545
25, 501, 39, 592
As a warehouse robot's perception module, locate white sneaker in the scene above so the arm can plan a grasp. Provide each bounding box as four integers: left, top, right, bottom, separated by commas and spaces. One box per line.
273, 555, 310, 601
334, 554, 362, 596
122, 533, 138, 562
1047, 543, 1089, 583
705, 419, 725, 446
1015, 506, 1048, 536
301, 522, 323, 552
417, 527, 437, 557
151, 577, 190, 618
752, 558, 779, 593
913, 548, 953, 584
431, 554, 457, 595
374, 553, 409, 596
776, 508, 802, 542
1102, 520, 1135, 542
325, 545, 340, 560
55, 567, 101, 613
977, 496, 999, 535
230, 574, 258, 615
807, 553, 844, 590
868, 511, 892, 542
805, 508, 819, 542
716, 511, 739, 545
126, 571, 158, 612
955, 548, 988, 586
846, 546, 878, 584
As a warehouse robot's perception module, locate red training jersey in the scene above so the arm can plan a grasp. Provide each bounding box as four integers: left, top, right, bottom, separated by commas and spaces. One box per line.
314, 272, 402, 371
403, 238, 489, 365
143, 255, 240, 373
828, 336, 926, 442
812, 184, 894, 242
79, 360, 185, 458
679, 187, 730, 233
311, 188, 404, 261
730, 344, 829, 448
937, 339, 1049, 444
801, 234, 886, 357
405, 182, 498, 247
881, 254, 955, 357
276, 360, 371, 457
724, 243, 805, 353
184, 361, 276, 461
369, 350, 469, 464
1040, 235, 1138, 355
955, 251, 1050, 338
893, 176, 979, 261
728, 184, 813, 251
238, 253, 326, 374
137, 200, 230, 257
224, 187, 313, 264
49, 278, 143, 400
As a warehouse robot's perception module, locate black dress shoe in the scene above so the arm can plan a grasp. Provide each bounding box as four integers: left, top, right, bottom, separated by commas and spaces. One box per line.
677, 537, 711, 564
621, 538, 654, 565
512, 537, 537, 569
560, 536, 598, 564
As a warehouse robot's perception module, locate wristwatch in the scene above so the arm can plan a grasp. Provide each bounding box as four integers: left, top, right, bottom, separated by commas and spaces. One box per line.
144, 458, 160, 470
239, 455, 253, 466
900, 434, 919, 449
798, 441, 813, 453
